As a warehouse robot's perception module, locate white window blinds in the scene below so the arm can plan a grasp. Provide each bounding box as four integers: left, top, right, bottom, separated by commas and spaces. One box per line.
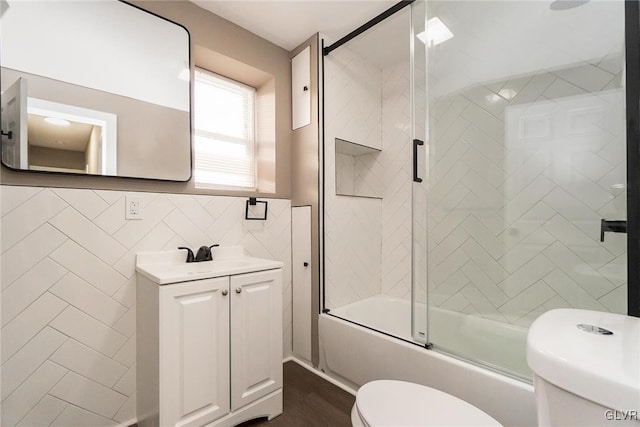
193, 68, 256, 189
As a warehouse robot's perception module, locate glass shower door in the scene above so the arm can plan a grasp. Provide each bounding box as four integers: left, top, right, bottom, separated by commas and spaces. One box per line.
411, 0, 429, 345
425, 0, 627, 379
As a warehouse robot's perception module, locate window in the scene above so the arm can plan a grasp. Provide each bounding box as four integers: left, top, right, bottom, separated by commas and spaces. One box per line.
193, 68, 256, 190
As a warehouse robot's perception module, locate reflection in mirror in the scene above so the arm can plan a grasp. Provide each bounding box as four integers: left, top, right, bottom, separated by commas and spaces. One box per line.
0, 0, 192, 181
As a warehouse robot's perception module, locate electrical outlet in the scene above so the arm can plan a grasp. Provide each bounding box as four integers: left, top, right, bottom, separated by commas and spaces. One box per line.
125, 196, 142, 220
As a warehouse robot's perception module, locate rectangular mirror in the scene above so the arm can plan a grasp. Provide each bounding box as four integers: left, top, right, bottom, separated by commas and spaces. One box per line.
0, 0, 192, 181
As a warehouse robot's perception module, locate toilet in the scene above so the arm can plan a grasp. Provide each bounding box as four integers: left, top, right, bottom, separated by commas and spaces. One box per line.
351, 380, 502, 426
527, 309, 640, 427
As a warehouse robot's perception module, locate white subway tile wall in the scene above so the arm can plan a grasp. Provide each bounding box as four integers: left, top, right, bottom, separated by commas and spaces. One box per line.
0, 186, 292, 426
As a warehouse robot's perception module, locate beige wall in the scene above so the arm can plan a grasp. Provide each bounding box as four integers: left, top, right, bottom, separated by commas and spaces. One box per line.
29, 146, 85, 171
290, 34, 320, 366
1, 0, 292, 199
86, 125, 101, 174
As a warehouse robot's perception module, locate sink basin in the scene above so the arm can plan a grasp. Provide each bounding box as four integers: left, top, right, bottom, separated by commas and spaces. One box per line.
136, 246, 283, 284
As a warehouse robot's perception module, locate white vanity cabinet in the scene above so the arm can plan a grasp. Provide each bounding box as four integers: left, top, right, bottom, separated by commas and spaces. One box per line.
136, 250, 283, 427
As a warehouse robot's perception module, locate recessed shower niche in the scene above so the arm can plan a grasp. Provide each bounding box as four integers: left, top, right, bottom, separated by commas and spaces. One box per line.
335, 138, 382, 198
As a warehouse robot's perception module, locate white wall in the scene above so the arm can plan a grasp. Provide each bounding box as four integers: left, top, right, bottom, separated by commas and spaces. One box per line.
0, 186, 292, 426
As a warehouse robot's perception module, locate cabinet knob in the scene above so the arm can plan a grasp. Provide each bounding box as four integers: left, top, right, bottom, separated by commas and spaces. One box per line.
221, 289, 228, 296
236, 287, 242, 294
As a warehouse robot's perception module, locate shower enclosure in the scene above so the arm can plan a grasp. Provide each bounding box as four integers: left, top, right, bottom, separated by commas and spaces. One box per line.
322, 0, 633, 381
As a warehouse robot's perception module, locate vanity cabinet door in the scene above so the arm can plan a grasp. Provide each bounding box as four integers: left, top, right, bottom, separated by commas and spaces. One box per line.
230, 269, 283, 411
160, 276, 230, 427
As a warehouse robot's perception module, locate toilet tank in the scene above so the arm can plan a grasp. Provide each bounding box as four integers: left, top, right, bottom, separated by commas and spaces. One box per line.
527, 309, 640, 426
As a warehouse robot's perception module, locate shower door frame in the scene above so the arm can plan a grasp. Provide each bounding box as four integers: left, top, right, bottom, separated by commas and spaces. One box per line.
625, 0, 640, 318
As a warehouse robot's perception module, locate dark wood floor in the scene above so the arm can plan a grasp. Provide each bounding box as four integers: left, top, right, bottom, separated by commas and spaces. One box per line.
238, 361, 355, 427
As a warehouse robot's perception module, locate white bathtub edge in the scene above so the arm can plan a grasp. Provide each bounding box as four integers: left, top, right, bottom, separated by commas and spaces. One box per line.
319, 313, 537, 427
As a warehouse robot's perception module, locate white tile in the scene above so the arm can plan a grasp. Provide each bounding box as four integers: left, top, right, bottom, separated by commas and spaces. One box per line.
167, 194, 216, 230
111, 277, 136, 308
93, 190, 124, 205
1, 361, 67, 427
543, 241, 616, 299
112, 222, 175, 279
462, 239, 507, 283
503, 175, 555, 225
598, 255, 627, 287
94, 197, 126, 235
549, 168, 614, 211
1, 186, 42, 216
49, 207, 127, 265
500, 254, 555, 298
510, 73, 555, 105
17, 395, 67, 427
50, 240, 126, 296
2, 258, 67, 326
499, 281, 555, 323
542, 78, 586, 99
50, 371, 127, 419
440, 292, 471, 312
51, 339, 127, 388
598, 285, 627, 315
461, 102, 504, 148
553, 64, 615, 93
1, 224, 66, 288
113, 194, 175, 248
1, 189, 67, 252
429, 248, 469, 286
429, 225, 469, 266
461, 261, 509, 306
543, 187, 600, 237
113, 335, 135, 367
113, 364, 136, 396
571, 151, 614, 183
460, 285, 506, 322
50, 403, 117, 427
1, 292, 67, 363
462, 216, 505, 259
113, 392, 136, 424
50, 306, 127, 358
49, 273, 128, 327
543, 214, 615, 269
500, 229, 554, 274
543, 268, 607, 311
51, 188, 109, 220
461, 169, 504, 209
462, 85, 509, 119
1, 327, 66, 400
112, 307, 135, 338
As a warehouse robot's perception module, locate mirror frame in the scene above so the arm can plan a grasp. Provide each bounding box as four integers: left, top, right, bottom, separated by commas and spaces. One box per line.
0, 0, 193, 182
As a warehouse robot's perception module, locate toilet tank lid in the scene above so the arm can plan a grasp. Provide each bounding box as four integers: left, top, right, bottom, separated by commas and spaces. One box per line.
356, 380, 502, 427
527, 309, 640, 412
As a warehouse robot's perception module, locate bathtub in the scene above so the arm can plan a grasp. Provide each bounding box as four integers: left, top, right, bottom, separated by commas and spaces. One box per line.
321, 295, 537, 427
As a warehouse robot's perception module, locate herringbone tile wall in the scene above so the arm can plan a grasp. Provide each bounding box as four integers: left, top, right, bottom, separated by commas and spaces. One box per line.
0, 186, 292, 426
324, 38, 414, 308
428, 58, 627, 327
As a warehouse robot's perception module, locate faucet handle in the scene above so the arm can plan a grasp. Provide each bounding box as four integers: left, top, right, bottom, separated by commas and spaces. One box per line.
209, 244, 220, 250
177, 247, 195, 263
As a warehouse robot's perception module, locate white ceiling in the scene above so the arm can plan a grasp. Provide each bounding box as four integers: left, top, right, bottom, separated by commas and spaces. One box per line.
28, 114, 93, 152
191, 0, 397, 51
190, 0, 624, 97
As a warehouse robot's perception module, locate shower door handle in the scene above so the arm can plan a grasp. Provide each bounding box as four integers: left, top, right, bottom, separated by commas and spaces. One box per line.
413, 139, 424, 183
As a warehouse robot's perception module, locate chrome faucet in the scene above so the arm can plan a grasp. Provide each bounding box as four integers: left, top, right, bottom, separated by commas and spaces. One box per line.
178, 244, 220, 263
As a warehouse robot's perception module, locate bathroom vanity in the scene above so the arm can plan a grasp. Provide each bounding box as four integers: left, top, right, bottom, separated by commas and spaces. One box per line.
136, 246, 283, 427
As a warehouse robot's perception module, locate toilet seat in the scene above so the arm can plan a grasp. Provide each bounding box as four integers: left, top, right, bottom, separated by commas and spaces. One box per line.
353, 380, 502, 427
